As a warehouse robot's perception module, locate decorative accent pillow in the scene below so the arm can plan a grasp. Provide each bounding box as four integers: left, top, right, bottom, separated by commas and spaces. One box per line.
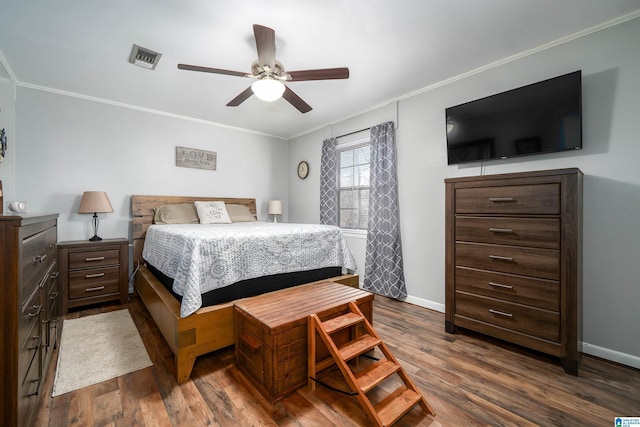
194, 201, 232, 224
226, 204, 257, 222
153, 203, 199, 224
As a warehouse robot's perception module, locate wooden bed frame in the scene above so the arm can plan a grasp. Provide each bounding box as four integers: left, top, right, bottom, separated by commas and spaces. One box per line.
131, 195, 359, 384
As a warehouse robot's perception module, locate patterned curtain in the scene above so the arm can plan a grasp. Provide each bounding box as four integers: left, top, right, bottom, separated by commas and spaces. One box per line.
363, 122, 407, 299
320, 137, 338, 225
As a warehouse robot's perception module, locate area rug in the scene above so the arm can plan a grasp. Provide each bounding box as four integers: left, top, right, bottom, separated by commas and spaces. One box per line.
52, 309, 153, 397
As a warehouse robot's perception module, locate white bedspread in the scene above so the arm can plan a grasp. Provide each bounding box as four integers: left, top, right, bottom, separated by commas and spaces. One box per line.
142, 222, 357, 317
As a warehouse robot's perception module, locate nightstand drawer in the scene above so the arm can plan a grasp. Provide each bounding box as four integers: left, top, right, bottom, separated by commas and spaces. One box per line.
69, 266, 120, 299
69, 249, 120, 269
455, 183, 560, 215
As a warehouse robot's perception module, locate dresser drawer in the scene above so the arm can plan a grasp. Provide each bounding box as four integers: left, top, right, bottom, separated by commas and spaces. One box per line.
21, 350, 42, 403
21, 226, 57, 305
456, 217, 560, 249
455, 183, 560, 215
19, 282, 43, 346
455, 267, 559, 311
19, 286, 42, 382
456, 291, 559, 342
69, 249, 120, 269
19, 318, 41, 378
456, 242, 559, 280
69, 266, 120, 299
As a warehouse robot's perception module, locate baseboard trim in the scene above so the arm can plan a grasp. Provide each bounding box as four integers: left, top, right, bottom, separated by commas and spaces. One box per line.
582, 342, 640, 370
403, 295, 445, 314
388, 294, 640, 370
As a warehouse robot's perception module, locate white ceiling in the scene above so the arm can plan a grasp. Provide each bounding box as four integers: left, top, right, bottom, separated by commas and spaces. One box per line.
1, 1, 639, 139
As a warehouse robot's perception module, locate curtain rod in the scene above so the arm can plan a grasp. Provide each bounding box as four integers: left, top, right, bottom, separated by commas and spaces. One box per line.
335, 126, 370, 139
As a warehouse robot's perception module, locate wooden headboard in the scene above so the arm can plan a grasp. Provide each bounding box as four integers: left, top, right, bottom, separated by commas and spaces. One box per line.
131, 195, 257, 264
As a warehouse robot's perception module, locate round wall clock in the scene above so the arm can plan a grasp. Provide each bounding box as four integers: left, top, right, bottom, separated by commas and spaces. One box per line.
297, 160, 309, 179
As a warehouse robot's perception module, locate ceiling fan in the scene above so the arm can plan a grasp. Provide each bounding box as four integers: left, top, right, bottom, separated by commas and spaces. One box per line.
177, 24, 349, 113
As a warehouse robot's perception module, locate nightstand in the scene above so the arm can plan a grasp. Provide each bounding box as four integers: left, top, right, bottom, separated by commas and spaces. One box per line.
58, 238, 129, 314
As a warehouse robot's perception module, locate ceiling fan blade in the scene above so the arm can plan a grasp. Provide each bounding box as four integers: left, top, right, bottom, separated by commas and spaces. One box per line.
253, 24, 276, 69
282, 86, 312, 113
178, 63, 248, 78
226, 86, 254, 107
287, 67, 350, 81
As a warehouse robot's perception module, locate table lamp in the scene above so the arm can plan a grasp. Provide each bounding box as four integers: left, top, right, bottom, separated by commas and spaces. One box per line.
78, 191, 113, 241
268, 200, 282, 223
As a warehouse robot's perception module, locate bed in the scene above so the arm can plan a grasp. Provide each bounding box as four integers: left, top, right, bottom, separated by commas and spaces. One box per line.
131, 195, 359, 383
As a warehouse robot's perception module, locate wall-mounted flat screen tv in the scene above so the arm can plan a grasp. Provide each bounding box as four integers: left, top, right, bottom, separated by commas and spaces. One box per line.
445, 70, 582, 165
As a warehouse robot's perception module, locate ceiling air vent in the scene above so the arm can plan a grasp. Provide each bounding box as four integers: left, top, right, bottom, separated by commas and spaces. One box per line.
129, 44, 161, 70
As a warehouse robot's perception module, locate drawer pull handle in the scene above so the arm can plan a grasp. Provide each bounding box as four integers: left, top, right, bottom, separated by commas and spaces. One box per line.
34, 254, 47, 263
85, 272, 105, 278
489, 309, 513, 318
489, 255, 513, 262
51, 271, 60, 279
50, 291, 59, 299
489, 197, 515, 202
26, 378, 42, 397
489, 228, 514, 234
28, 336, 42, 350
28, 305, 43, 317
489, 281, 513, 290
86, 286, 105, 292
85, 256, 105, 262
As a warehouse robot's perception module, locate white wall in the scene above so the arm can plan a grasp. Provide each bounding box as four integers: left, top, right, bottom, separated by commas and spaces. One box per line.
288, 17, 640, 368
12, 87, 288, 241
0, 65, 15, 204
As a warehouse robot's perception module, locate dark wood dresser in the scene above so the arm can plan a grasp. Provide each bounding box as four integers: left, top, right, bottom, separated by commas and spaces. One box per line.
0, 213, 60, 427
445, 168, 582, 374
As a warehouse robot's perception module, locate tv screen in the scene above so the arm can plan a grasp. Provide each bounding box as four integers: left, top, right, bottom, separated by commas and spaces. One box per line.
446, 70, 582, 165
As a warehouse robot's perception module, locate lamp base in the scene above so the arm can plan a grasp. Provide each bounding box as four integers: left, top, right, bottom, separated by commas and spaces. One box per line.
89, 213, 102, 241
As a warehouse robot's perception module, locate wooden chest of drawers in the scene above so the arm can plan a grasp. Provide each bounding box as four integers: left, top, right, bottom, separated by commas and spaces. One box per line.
445, 168, 582, 375
58, 238, 129, 313
234, 281, 374, 403
1, 213, 60, 427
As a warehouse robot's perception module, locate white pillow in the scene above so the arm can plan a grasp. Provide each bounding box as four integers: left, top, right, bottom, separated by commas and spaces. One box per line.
194, 201, 232, 224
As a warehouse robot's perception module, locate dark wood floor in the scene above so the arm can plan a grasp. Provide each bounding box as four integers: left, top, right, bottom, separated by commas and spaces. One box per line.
35, 294, 639, 426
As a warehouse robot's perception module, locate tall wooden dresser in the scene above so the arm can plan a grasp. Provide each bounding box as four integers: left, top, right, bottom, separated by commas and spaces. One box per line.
445, 168, 582, 374
0, 213, 60, 426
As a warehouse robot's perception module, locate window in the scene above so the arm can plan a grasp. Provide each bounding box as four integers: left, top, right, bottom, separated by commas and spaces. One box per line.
337, 142, 370, 229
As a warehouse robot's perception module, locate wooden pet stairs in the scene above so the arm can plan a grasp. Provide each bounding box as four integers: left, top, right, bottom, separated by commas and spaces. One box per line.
308, 302, 435, 426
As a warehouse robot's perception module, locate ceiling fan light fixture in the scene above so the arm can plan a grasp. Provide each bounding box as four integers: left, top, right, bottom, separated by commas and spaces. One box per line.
251, 78, 285, 102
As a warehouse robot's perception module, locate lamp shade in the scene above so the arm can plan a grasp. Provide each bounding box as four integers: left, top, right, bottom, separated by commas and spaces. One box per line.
251, 78, 285, 102
268, 200, 282, 215
78, 191, 113, 214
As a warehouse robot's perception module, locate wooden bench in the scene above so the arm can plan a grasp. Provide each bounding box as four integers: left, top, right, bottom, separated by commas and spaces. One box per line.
234, 281, 374, 404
